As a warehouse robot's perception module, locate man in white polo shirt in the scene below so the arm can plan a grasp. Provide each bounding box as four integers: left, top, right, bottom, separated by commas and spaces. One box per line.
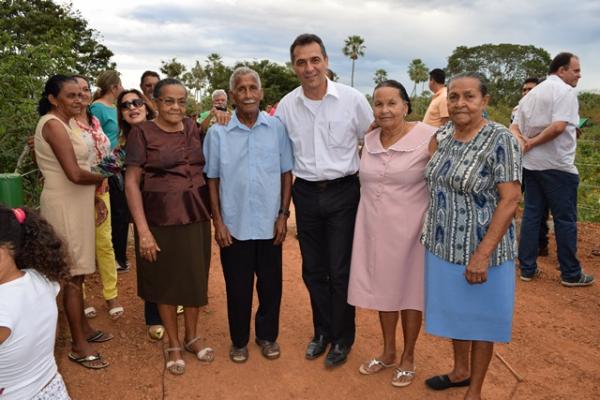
512, 52, 594, 287
276, 33, 373, 367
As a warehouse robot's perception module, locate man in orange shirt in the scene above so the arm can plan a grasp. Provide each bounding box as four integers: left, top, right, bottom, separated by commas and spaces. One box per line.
423, 69, 449, 127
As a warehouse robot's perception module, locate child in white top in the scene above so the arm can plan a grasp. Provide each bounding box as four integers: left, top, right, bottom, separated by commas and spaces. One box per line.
0, 206, 70, 399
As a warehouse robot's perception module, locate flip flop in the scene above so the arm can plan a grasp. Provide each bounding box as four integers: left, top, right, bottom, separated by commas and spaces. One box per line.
86, 330, 114, 343
358, 358, 396, 375
391, 366, 416, 387
68, 352, 109, 369
108, 306, 124, 320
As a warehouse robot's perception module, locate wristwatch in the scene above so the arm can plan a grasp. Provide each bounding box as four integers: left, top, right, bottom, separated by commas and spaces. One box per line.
278, 208, 291, 217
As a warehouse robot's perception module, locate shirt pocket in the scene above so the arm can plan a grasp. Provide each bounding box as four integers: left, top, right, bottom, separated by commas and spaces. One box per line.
257, 140, 280, 174
327, 120, 355, 149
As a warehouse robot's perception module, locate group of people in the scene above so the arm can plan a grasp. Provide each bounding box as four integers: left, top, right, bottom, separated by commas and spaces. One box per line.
0, 31, 593, 400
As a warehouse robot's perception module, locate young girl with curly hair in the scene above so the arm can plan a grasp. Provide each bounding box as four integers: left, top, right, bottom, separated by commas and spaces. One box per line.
0, 206, 71, 399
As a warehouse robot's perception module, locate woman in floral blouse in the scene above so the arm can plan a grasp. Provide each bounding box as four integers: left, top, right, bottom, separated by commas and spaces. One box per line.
422, 73, 522, 400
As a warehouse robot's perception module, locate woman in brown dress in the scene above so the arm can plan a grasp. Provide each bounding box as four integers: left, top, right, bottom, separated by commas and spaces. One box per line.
124, 78, 213, 375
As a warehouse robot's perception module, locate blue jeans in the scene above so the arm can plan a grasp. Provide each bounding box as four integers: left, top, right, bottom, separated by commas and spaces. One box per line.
518, 169, 582, 281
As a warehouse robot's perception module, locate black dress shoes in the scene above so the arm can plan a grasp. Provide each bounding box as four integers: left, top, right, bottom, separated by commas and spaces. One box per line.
324, 344, 351, 368
305, 335, 329, 360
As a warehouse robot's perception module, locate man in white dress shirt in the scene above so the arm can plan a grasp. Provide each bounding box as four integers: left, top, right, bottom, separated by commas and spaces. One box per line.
276, 33, 373, 367
512, 52, 594, 287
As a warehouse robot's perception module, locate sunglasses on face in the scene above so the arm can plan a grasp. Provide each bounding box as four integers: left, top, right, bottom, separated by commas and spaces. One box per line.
120, 98, 145, 110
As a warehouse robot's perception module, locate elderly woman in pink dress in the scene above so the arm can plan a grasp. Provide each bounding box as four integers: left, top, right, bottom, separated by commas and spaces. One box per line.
348, 80, 436, 387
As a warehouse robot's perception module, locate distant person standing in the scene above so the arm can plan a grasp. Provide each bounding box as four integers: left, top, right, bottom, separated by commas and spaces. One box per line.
513, 52, 594, 287
510, 77, 550, 257
423, 68, 449, 128
91, 70, 130, 273
140, 70, 160, 115
276, 33, 373, 368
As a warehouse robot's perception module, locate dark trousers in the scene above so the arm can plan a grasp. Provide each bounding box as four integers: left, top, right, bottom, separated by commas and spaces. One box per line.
292, 175, 359, 347
522, 179, 550, 249
519, 168, 582, 281
220, 238, 282, 348
109, 173, 130, 265
144, 301, 162, 326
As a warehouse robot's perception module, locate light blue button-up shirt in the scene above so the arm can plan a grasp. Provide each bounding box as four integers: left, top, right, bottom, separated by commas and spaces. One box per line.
204, 111, 294, 240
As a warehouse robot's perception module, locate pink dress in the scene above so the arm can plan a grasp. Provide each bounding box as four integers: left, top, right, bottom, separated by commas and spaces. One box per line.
348, 122, 436, 311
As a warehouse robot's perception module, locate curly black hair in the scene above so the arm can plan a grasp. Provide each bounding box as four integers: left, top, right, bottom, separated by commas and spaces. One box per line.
0, 205, 70, 282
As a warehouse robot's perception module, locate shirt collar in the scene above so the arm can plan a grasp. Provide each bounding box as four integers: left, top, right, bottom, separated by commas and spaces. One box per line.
226, 110, 270, 132
297, 78, 339, 103
365, 123, 431, 153
433, 86, 447, 98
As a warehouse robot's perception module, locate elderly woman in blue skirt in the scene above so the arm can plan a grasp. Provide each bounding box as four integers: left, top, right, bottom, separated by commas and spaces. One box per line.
422, 72, 522, 400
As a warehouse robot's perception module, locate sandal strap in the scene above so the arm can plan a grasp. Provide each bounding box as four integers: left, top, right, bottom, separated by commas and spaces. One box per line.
184, 336, 201, 349
394, 368, 416, 377
165, 347, 182, 353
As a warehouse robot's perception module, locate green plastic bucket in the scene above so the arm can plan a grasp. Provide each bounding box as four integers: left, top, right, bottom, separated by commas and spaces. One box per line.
0, 173, 24, 207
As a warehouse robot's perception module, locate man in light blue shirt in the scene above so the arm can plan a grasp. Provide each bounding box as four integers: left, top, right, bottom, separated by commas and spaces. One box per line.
204, 66, 293, 363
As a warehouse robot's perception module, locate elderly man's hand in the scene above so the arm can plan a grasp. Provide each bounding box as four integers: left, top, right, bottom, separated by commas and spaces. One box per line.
214, 109, 231, 126
214, 220, 233, 247
464, 251, 489, 284
273, 215, 288, 245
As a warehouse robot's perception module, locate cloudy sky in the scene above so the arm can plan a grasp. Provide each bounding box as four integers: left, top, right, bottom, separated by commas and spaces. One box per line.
70, 0, 600, 96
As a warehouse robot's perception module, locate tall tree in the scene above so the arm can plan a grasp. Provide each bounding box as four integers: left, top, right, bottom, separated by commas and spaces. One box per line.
160, 58, 187, 79
407, 59, 429, 97
342, 35, 366, 87
0, 0, 114, 180
204, 53, 233, 97
446, 43, 551, 105
373, 69, 388, 85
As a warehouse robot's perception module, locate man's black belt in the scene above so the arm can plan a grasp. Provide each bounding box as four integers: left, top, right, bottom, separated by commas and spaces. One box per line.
295, 174, 358, 190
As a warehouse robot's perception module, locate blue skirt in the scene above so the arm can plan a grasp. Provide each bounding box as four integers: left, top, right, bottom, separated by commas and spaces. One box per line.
424, 250, 515, 343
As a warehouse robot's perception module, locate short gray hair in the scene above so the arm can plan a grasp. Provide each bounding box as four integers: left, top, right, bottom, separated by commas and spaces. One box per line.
229, 67, 262, 92
211, 89, 227, 100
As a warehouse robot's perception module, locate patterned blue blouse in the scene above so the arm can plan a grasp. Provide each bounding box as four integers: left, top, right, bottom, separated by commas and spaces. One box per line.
421, 121, 522, 266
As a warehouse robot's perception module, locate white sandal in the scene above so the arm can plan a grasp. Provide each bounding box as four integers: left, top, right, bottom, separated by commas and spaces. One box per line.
84, 306, 97, 319
108, 306, 124, 320
165, 347, 185, 375
391, 366, 416, 387
184, 336, 215, 363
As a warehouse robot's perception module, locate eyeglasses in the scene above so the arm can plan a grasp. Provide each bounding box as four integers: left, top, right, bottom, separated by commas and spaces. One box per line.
157, 97, 187, 108
120, 99, 145, 110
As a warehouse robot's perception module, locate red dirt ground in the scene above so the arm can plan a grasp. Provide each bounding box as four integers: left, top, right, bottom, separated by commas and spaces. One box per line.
56, 220, 600, 400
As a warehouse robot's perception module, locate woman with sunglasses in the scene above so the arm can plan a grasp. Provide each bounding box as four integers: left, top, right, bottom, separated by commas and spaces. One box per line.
116, 88, 164, 340
72, 75, 124, 321
125, 79, 214, 375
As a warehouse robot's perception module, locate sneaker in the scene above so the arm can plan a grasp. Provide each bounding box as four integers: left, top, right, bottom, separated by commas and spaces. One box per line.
229, 346, 249, 363
255, 338, 281, 360
116, 260, 130, 273
561, 272, 594, 287
520, 269, 541, 282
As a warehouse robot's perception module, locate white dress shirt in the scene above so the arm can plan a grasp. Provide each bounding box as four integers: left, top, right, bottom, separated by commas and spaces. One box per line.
514, 75, 579, 174
276, 79, 373, 181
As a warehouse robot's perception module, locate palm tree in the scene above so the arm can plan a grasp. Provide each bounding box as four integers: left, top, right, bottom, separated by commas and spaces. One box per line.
373, 69, 388, 85
407, 59, 429, 97
342, 35, 366, 87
